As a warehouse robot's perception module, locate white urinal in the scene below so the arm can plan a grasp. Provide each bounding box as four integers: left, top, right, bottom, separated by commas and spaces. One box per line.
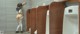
63, 5, 79, 34
46, 10, 49, 34
34, 30, 37, 34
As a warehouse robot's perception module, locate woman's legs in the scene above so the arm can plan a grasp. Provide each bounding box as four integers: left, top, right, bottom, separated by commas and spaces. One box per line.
16, 18, 23, 31
16, 24, 20, 31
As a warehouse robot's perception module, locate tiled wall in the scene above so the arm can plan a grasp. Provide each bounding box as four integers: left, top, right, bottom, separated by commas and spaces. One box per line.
0, 0, 18, 32
29, 0, 78, 8
0, 0, 30, 32
29, 0, 51, 8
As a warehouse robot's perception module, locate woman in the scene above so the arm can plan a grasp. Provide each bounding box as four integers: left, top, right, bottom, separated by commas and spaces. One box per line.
16, 0, 26, 33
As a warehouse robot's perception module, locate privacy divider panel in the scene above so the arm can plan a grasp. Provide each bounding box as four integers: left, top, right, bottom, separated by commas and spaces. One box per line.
79, 0, 80, 2
79, 2, 80, 34
30, 8, 37, 34
68, 0, 78, 2
36, 5, 48, 34
26, 9, 31, 32
49, 2, 65, 34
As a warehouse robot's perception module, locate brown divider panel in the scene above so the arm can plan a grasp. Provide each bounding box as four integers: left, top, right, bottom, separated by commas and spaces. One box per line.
26, 9, 31, 31
36, 6, 48, 34
79, 0, 80, 2
49, 2, 65, 34
30, 8, 37, 34
68, 0, 78, 2
79, 3, 80, 34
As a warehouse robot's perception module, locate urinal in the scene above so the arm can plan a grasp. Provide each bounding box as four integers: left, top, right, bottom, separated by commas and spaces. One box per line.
34, 30, 37, 34
63, 5, 79, 34
46, 10, 49, 34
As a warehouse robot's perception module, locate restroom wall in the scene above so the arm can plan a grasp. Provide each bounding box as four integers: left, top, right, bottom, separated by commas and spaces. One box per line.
66, 2, 79, 6
0, 0, 18, 32
29, 0, 51, 8
0, 0, 31, 32
22, 0, 31, 32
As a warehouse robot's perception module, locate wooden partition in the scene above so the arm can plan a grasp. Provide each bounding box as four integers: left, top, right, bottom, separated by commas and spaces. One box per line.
49, 2, 65, 34
79, 0, 80, 2
30, 8, 37, 34
36, 5, 48, 34
79, 2, 80, 34
68, 0, 78, 2
26, 9, 31, 31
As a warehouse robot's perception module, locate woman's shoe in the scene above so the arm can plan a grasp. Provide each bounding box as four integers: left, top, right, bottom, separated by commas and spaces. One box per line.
16, 31, 19, 33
